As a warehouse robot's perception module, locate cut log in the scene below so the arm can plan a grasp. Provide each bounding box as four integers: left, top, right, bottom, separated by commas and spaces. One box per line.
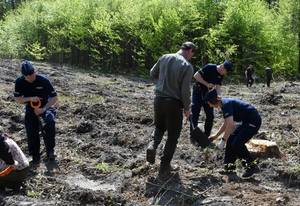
246, 139, 281, 159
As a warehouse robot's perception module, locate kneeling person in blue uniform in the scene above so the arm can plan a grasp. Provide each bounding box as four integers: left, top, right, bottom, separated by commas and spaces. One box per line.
14, 60, 58, 163
206, 89, 261, 178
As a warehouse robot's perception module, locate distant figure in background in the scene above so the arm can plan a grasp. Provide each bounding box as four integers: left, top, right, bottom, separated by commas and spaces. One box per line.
147, 42, 195, 180
0, 133, 29, 191
245, 65, 254, 87
265, 67, 273, 87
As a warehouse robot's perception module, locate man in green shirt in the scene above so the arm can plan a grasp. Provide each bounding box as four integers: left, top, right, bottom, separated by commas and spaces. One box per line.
147, 42, 195, 179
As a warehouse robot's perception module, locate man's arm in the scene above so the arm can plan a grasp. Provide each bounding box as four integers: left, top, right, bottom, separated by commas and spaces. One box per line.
150, 58, 161, 79
194, 72, 214, 89
181, 66, 194, 117
209, 121, 226, 141
215, 85, 221, 95
15, 96, 40, 104
222, 116, 235, 141
34, 96, 58, 116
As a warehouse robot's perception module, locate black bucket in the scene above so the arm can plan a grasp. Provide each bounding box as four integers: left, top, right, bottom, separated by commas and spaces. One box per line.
189, 117, 211, 148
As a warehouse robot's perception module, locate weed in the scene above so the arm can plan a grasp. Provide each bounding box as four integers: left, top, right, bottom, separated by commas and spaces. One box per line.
27, 190, 42, 198
95, 162, 121, 173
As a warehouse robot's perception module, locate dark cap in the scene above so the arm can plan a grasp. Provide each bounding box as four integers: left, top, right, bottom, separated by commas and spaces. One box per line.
181, 41, 196, 51
223, 60, 233, 72
204, 89, 218, 104
21, 60, 35, 76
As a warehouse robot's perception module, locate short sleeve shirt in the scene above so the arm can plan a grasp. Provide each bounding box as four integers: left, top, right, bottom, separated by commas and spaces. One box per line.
14, 74, 57, 107
221, 98, 260, 123
197, 64, 223, 92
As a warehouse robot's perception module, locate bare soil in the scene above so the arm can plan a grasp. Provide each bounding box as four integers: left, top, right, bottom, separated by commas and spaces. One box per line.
0, 59, 299, 206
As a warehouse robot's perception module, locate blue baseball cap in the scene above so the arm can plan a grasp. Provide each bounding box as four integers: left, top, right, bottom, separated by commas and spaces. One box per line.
204, 89, 218, 104
223, 60, 233, 72
21, 60, 35, 76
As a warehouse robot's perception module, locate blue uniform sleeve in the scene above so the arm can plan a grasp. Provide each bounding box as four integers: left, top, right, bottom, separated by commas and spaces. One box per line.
45, 79, 57, 98
14, 78, 23, 97
222, 102, 233, 119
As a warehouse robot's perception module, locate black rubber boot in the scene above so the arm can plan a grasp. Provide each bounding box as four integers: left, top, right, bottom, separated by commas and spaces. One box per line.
242, 162, 259, 178
157, 162, 172, 180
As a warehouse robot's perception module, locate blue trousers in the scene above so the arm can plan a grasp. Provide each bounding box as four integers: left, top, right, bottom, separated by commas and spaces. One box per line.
224, 118, 261, 165
25, 107, 56, 157
191, 85, 214, 136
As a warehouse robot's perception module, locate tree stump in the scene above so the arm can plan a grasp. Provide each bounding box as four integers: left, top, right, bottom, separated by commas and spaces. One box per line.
246, 139, 281, 159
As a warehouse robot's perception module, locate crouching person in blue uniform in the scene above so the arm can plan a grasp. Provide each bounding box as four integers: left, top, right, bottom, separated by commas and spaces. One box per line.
14, 60, 58, 163
206, 89, 261, 178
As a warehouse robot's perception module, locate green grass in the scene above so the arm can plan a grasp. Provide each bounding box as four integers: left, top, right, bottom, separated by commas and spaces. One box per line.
27, 190, 42, 198
59, 94, 105, 104
288, 164, 300, 176
95, 162, 121, 173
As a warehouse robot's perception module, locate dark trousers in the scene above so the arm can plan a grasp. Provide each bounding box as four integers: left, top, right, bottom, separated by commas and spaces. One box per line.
0, 167, 29, 188
191, 85, 214, 136
266, 77, 271, 87
152, 96, 183, 166
246, 77, 254, 87
224, 117, 261, 166
25, 107, 56, 157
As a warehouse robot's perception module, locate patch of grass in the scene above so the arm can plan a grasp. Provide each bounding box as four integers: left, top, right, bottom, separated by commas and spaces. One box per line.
59, 94, 105, 104
87, 94, 105, 103
27, 190, 42, 198
95, 162, 121, 173
196, 167, 211, 174
287, 164, 300, 177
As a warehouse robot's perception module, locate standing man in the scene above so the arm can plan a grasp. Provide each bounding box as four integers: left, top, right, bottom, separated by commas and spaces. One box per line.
191, 60, 233, 139
147, 42, 195, 179
245, 65, 254, 87
14, 60, 58, 163
206, 89, 261, 178
265, 67, 273, 87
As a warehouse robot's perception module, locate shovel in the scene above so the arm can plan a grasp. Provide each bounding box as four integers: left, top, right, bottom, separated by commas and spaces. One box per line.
189, 116, 210, 148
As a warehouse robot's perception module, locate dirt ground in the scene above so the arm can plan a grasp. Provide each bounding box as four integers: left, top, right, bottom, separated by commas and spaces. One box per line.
0, 59, 299, 206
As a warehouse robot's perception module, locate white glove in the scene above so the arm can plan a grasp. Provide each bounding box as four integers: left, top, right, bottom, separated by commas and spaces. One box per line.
217, 138, 226, 150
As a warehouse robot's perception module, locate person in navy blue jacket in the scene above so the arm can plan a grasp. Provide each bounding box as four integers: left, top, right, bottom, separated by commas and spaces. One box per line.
191, 60, 232, 140
205, 89, 261, 178
14, 60, 58, 163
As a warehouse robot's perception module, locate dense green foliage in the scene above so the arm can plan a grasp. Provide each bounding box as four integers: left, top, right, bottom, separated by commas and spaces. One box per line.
0, 0, 298, 78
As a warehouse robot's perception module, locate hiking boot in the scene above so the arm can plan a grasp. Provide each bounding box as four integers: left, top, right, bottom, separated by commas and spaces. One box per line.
157, 165, 172, 180
146, 145, 156, 164
47, 151, 55, 161
242, 164, 260, 178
